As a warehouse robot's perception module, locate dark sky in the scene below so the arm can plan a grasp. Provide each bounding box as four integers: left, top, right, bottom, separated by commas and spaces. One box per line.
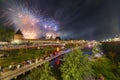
0, 0, 120, 40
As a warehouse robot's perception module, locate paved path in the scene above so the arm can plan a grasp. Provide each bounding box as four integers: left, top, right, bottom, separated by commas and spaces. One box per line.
0, 44, 64, 51
0, 49, 71, 80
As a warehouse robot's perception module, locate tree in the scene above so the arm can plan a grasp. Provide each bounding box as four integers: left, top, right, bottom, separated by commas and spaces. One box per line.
60, 49, 95, 80
28, 62, 56, 80
0, 26, 14, 41
91, 57, 117, 80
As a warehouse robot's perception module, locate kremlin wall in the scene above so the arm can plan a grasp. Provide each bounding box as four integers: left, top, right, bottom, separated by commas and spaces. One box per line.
12, 29, 61, 44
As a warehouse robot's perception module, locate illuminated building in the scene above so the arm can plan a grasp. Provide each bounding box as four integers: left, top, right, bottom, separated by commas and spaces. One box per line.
12, 29, 23, 44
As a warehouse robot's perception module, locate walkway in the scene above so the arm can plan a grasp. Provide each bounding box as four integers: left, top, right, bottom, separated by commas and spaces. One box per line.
0, 49, 71, 80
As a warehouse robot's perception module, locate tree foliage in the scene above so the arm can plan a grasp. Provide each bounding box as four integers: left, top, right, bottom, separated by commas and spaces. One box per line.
0, 26, 14, 41
60, 49, 95, 80
91, 57, 117, 80
28, 62, 56, 80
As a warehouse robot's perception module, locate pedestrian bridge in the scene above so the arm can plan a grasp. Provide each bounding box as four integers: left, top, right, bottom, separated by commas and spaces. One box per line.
0, 49, 71, 80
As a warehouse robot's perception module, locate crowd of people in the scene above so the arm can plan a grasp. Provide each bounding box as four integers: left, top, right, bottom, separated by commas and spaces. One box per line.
0, 50, 61, 76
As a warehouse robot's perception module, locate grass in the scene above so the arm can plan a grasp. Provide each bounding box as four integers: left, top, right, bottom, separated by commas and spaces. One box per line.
0, 47, 54, 67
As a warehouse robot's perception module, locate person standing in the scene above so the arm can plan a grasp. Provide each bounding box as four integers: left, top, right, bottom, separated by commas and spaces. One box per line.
99, 74, 104, 80
0, 65, 3, 72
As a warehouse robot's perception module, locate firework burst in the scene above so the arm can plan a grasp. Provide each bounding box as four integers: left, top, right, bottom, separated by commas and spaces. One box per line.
1, 0, 59, 39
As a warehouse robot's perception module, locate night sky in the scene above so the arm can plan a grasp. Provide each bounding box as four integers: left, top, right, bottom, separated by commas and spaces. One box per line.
0, 0, 120, 40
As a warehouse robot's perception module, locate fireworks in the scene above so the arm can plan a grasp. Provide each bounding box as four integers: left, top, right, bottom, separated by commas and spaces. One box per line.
1, 0, 59, 39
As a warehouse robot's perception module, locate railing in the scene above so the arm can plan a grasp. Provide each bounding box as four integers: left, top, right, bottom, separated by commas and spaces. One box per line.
0, 49, 71, 80
0, 44, 64, 51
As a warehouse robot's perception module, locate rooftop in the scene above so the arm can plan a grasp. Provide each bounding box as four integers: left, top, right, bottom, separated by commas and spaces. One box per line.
15, 29, 23, 35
